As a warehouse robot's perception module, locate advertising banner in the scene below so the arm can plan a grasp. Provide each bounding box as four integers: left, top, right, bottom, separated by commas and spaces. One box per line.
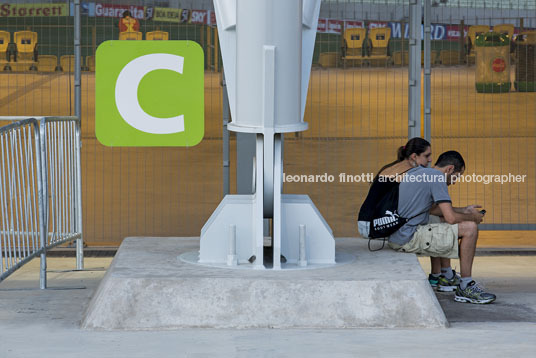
317, 18, 327, 32
326, 19, 343, 34
208, 10, 216, 26
345, 21, 364, 29
190, 9, 208, 24
0, 3, 68, 17
95, 3, 144, 19
389, 22, 448, 40
70, 2, 96, 16
151, 8, 191, 23
151, 8, 208, 24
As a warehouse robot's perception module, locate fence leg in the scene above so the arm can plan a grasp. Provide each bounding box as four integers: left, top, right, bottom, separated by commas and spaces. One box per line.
36, 118, 48, 289
75, 122, 84, 270
75, 0, 84, 271
40, 250, 47, 289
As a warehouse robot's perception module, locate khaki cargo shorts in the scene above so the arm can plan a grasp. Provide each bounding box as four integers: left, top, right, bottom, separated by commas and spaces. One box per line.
389, 222, 459, 259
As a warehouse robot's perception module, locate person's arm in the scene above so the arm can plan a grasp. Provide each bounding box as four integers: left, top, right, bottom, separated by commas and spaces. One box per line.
437, 202, 483, 224
430, 204, 481, 217
453, 205, 482, 214
429, 204, 442, 216
429, 171, 482, 223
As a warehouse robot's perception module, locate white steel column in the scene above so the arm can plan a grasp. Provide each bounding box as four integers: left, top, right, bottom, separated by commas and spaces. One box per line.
408, 0, 422, 139
254, 135, 264, 269
273, 134, 282, 270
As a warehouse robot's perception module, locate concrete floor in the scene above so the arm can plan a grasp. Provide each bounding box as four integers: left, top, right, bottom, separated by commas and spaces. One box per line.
1, 253, 535, 357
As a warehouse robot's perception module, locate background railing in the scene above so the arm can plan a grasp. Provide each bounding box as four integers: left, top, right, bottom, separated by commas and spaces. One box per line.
0, 116, 83, 289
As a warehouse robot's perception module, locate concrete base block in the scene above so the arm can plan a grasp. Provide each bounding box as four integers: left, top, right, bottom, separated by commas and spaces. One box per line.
82, 237, 448, 330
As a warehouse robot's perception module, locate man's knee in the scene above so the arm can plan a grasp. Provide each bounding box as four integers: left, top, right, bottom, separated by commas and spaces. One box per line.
458, 221, 478, 239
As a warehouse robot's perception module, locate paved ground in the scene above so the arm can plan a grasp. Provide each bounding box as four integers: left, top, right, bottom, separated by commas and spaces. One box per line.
1, 254, 535, 357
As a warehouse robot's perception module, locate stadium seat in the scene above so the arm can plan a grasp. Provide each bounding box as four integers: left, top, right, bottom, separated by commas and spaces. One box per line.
392, 50, 439, 66
494, 25, 516, 64
119, 31, 142, 40
86, 55, 95, 72
494, 24, 514, 39
368, 27, 391, 65
318, 52, 338, 68
341, 28, 366, 67
466, 25, 490, 64
146, 31, 169, 40
37, 55, 58, 72
14, 31, 37, 61
392, 51, 408, 66
11, 31, 37, 71
439, 50, 463, 65
60, 55, 75, 72
0, 31, 10, 71
518, 31, 536, 42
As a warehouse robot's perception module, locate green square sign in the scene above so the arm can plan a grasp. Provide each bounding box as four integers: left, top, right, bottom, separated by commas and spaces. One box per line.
96, 40, 204, 147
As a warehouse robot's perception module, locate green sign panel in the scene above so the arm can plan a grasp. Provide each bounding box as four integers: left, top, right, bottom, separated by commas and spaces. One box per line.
96, 40, 204, 147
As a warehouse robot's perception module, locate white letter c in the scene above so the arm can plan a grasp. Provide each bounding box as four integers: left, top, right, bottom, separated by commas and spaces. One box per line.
115, 53, 185, 134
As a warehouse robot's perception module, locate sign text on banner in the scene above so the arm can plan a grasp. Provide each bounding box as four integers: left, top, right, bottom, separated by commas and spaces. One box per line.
151, 8, 208, 24
190, 10, 208, 24
0, 3, 68, 17
95, 3, 144, 19
152, 8, 191, 23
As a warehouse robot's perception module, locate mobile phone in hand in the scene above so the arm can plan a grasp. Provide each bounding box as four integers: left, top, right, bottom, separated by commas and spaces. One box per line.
479, 209, 486, 215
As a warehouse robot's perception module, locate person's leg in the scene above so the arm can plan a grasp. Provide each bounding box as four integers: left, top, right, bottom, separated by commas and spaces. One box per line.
440, 257, 451, 269
428, 216, 444, 276
457, 221, 478, 278
437, 258, 459, 292
455, 221, 496, 304
428, 257, 441, 288
430, 257, 441, 274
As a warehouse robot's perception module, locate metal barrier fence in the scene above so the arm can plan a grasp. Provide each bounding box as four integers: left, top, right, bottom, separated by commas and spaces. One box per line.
0, 116, 83, 289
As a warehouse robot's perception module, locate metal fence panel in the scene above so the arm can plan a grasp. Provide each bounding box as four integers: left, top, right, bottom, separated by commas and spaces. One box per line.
0, 119, 43, 282
430, 1, 536, 230
0, 116, 82, 287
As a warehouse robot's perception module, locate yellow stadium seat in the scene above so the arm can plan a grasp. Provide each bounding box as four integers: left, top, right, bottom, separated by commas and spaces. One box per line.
0, 31, 10, 71
494, 24, 514, 39
518, 31, 536, 42
392, 51, 408, 66
146, 31, 169, 40
119, 31, 142, 40
368, 27, 391, 65
37, 55, 58, 72
60, 55, 75, 72
341, 28, 366, 67
439, 50, 463, 66
466, 25, 490, 64
319, 52, 338, 68
86, 55, 95, 72
14, 31, 37, 61
392, 50, 439, 66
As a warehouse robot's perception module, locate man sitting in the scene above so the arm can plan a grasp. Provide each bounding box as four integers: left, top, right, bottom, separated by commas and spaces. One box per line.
388, 151, 496, 304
